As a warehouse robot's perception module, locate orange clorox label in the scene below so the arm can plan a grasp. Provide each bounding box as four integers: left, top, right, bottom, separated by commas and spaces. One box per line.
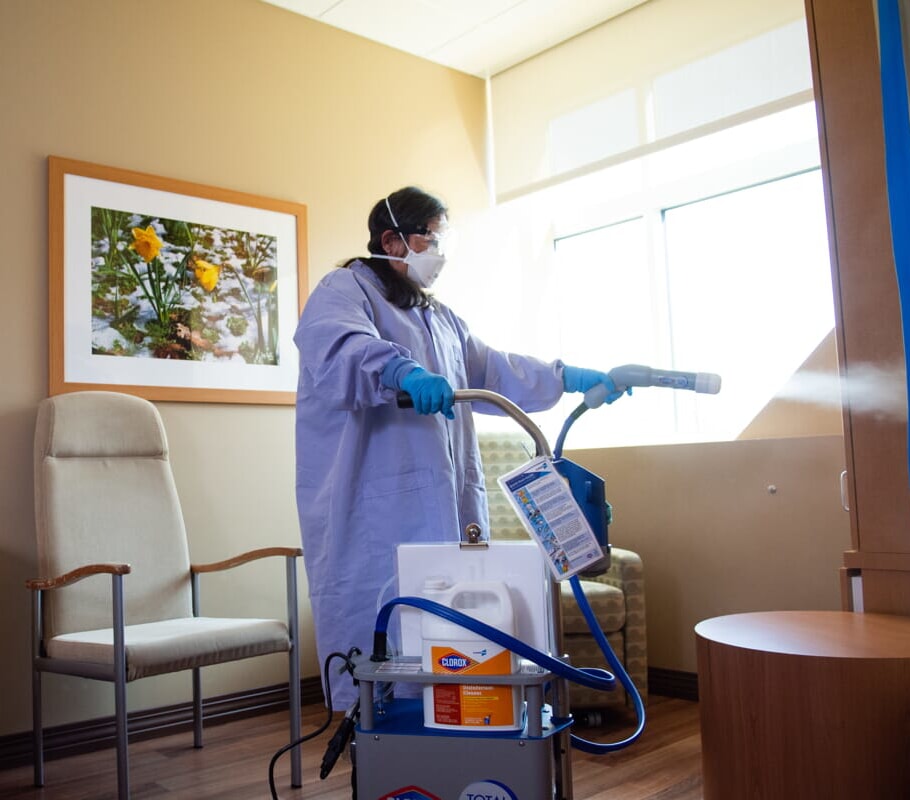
430, 647, 511, 675
429, 646, 515, 726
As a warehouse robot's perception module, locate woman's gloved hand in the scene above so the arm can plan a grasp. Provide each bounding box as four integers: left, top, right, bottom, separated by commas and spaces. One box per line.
400, 367, 456, 419
562, 365, 631, 405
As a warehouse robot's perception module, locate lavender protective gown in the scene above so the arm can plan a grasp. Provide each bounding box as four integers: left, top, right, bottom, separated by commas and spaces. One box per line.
294, 261, 564, 707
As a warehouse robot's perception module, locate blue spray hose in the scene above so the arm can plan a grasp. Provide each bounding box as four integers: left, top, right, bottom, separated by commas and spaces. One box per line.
553, 390, 647, 751
371, 597, 616, 692
566, 575, 646, 752
372, 592, 645, 752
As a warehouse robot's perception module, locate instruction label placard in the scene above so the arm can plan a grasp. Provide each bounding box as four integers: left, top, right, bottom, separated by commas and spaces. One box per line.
497, 456, 604, 580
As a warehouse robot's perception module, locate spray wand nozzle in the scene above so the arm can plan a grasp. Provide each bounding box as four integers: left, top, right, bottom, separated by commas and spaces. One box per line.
583, 364, 722, 408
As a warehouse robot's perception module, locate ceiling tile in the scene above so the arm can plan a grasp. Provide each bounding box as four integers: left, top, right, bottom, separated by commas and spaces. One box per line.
260, 0, 650, 77
261, 0, 340, 17
321, 0, 481, 56
432, 0, 646, 76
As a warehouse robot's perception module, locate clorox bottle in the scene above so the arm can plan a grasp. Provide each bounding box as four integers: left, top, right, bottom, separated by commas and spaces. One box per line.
420, 578, 522, 731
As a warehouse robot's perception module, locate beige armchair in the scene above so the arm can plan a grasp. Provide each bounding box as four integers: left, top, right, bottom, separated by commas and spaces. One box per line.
28, 391, 303, 799
479, 430, 648, 711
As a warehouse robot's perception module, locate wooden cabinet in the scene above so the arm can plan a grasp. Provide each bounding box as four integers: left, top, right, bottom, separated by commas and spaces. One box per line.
805, 0, 910, 611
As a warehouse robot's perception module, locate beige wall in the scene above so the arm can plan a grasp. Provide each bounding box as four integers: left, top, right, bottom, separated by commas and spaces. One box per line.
570, 435, 850, 672
0, 0, 488, 736
0, 0, 852, 743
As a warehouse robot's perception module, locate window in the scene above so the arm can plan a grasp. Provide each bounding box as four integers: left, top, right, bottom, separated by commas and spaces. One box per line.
441, 102, 835, 448
662, 170, 834, 442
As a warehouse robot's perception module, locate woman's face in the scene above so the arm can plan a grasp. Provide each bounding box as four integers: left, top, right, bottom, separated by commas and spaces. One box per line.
382, 213, 448, 274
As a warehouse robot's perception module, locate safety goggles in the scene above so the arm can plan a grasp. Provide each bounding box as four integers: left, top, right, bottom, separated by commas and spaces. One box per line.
406, 226, 457, 256
384, 196, 457, 255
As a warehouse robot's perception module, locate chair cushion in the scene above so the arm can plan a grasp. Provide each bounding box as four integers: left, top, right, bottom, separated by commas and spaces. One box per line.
46, 616, 290, 681
560, 579, 625, 634
37, 391, 169, 459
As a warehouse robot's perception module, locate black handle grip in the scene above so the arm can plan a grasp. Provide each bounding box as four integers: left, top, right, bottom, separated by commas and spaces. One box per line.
396, 391, 413, 408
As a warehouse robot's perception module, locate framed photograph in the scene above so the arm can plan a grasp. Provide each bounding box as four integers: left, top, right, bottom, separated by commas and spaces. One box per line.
48, 156, 308, 404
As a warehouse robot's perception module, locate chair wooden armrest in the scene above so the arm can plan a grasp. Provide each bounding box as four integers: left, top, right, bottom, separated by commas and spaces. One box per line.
190, 547, 302, 574
189, 546, 302, 613
25, 563, 132, 591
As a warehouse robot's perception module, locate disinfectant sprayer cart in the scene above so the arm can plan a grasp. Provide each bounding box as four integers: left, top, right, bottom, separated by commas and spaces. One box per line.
295, 366, 720, 800
353, 389, 584, 800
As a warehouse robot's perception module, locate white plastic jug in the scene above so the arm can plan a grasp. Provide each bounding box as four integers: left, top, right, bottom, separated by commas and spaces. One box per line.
420, 579, 523, 731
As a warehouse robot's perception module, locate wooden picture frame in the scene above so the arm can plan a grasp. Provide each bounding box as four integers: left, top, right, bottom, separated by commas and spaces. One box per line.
48, 156, 308, 404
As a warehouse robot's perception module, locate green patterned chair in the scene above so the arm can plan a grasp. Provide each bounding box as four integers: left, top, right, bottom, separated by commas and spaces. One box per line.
478, 430, 648, 711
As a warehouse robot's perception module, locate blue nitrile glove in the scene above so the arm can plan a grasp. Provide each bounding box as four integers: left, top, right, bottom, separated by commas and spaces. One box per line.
562, 365, 631, 405
399, 366, 456, 419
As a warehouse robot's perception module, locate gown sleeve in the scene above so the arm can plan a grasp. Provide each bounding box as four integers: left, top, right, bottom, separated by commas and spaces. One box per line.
295, 272, 411, 411
452, 308, 566, 413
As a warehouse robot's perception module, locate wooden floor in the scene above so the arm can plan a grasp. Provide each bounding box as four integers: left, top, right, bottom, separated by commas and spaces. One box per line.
0, 696, 703, 799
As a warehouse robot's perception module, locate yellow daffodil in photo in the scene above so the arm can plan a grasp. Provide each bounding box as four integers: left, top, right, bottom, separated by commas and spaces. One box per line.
193, 258, 221, 292
128, 225, 163, 262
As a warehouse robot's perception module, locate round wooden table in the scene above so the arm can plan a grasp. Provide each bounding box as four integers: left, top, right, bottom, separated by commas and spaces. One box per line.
695, 610, 910, 799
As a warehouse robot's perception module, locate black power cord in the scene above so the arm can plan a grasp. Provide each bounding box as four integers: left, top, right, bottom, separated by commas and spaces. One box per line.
319, 699, 359, 779
268, 647, 360, 799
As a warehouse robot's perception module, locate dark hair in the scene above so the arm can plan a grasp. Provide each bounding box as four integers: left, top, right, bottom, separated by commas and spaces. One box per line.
341, 186, 448, 309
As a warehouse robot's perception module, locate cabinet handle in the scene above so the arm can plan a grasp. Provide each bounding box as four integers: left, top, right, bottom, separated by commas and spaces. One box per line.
839, 469, 850, 512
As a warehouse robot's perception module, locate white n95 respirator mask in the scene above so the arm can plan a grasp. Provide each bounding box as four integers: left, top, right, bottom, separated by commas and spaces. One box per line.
368, 242, 447, 289
402, 240, 446, 288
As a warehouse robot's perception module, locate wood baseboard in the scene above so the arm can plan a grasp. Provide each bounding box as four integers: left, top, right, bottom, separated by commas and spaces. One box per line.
648, 667, 699, 701
0, 678, 324, 771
